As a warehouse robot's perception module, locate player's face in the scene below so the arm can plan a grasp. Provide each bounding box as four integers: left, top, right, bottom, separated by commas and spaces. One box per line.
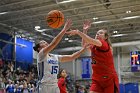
95, 29, 106, 40
61, 70, 67, 78
39, 40, 48, 48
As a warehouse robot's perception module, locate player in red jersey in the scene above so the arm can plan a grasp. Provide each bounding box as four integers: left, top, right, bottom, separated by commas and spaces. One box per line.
57, 69, 67, 93
66, 20, 119, 93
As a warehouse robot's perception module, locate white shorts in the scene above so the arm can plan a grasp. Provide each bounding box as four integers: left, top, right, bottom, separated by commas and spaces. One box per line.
38, 83, 60, 93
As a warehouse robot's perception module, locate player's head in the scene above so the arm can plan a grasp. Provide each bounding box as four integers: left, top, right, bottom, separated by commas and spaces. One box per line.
33, 40, 49, 53
57, 69, 67, 79
95, 28, 112, 46
95, 29, 107, 40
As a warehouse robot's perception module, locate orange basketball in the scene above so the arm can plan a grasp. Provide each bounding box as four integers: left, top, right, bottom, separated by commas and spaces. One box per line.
46, 10, 64, 29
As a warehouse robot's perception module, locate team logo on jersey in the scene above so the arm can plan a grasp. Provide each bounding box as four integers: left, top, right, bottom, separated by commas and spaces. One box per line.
48, 59, 58, 64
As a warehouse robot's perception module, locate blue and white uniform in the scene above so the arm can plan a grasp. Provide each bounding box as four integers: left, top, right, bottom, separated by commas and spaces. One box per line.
37, 49, 60, 93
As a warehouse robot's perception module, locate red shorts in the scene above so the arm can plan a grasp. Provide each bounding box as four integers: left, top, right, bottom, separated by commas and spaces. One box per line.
90, 76, 119, 93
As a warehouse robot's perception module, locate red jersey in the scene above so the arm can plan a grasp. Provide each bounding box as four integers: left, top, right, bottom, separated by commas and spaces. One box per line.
58, 77, 67, 93
90, 39, 117, 80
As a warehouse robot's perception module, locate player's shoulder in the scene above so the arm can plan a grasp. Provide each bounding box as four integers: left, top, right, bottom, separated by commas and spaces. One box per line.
49, 53, 62, 58
98, 38, 107, 43
38, 48, 45, 56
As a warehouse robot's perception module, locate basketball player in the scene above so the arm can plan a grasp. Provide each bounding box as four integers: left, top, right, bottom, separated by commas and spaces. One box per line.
33, 19, 87, 93
66, 20, 119, 93
57, 69, 67, 93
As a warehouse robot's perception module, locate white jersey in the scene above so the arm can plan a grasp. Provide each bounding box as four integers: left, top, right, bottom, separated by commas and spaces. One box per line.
37, 49, 60, 84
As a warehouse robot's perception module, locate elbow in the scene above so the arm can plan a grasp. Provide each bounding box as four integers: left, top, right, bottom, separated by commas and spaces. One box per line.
71, 54, 76, 59
68, 55, 75, 61
92, 39, 102, 47
97, 42, 102, 47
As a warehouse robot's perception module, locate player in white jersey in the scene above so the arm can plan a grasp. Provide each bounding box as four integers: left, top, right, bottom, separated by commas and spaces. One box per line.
33, 19, 88, 93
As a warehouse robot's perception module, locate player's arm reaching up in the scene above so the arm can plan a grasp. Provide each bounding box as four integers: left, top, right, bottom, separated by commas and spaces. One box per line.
43, 19, 72, 55
82, 20, 91, 46
66, 29, 102, 47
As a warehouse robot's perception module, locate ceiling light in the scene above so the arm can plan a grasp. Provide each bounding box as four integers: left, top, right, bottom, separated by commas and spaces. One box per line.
37, 29, 47, 32
122, 16, 140, 20
93, 17, 98, 20
0, 12, 8, 15
91, 15, 140, 24
35, 26, 40, 30
113, 31, 118, 34
65, 38, 69, 40
41, 32, 54, 38
111, 34, 127, 37
126, 11, 131, 13
68, 40, 73, 42
35, 26, 47, 32
58, 0, 76, 4
93, 21, 107, 24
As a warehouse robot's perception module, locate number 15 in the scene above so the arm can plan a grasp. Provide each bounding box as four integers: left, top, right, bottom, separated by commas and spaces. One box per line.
51, 66, 58, 74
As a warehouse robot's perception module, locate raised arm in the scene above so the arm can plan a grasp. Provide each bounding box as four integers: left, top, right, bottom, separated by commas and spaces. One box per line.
43, 19, 72, 55
82, 20, 91, 46
66, 30, 102, 47
59, 45, 88, 62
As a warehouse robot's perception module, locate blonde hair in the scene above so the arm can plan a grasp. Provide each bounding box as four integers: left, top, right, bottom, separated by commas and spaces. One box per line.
101, 28, 112, 47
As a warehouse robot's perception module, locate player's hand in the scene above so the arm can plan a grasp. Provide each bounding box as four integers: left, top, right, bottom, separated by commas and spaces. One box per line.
66, 29, 79, 36
83, 19, 91, 32
62, 19, 72, 32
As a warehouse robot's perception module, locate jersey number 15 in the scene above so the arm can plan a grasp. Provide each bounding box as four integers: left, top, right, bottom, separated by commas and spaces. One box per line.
51, 66, 58, 74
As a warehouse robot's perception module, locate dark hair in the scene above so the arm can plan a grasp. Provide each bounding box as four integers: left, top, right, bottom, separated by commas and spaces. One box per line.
57, 68, 65, 79
33, 43, 40, 53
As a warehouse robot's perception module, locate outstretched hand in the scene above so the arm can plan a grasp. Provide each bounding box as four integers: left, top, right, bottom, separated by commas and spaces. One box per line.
62, 19, 72, 32
83, 19, 91, 32
66, 29, 79, 36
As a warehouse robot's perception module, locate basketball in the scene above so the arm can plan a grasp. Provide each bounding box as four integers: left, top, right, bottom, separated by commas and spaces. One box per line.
46, 10, 64, 29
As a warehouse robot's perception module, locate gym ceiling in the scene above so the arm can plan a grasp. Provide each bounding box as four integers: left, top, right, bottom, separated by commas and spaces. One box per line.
0, 0, 140, 53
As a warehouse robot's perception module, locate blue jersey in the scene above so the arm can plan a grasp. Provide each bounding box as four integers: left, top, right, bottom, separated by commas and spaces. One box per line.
6, 84, 14, 93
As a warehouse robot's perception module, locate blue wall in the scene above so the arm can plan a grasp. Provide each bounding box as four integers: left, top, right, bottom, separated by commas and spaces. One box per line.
120, 83, 139, 93
120, 84, 125, 93
81, 57, 92, 79
0, 33, 13, 61
16, 37, 33, 70
125, 83, 139, 93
